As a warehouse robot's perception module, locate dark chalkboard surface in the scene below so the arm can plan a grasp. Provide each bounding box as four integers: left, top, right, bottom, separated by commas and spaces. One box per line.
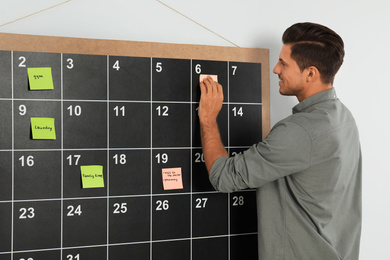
0, 33, 269, 260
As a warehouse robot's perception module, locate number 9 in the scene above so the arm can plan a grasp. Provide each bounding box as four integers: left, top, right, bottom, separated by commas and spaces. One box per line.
19, 105, 27, 116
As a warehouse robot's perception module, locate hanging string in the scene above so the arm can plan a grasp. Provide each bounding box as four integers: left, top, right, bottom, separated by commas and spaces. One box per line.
156, 0, 240, 47
0, 0, 74, 28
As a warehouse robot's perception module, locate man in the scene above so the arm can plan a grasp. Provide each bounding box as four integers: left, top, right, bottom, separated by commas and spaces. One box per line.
199, 22, 362, 260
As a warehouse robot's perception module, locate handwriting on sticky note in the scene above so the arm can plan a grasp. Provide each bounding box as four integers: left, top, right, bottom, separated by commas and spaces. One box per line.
199, 74, 218, 83
27, 67, 54, 90
80, 165, 105, 189
31, 117, 56, 140
162, 167, 183, 190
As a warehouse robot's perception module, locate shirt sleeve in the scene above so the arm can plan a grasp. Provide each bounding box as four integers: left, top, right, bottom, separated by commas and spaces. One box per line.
209, 119, 312, 192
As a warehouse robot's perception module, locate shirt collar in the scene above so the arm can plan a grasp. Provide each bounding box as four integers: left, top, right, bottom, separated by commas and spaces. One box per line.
292, 88, 337, 114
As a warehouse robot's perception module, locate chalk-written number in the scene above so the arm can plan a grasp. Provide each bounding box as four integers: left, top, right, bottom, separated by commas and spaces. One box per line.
113, 154, 126, 165
156, 105, 169, 116
232, 196, 244, 206
195, 64, 201, 74
67, 105, 82, 116
195, 198, 208, 208
19, 105, 27, 116
113, 203, 127, 214
18, 56, 26, 67
113, 60, 120, 71
231, 151, 242, 156
67, 205, 82, 216
66, 58, 74, 69
231, 65, 238, 75
156, 62, 163, 72
155, 153, 168, 164
114, 106, 125, 116
19, 155, 34, 167
67, 155, 81, 166
19, 207, 35, 219
20, 258, 33, 260
232, 107, 243, 117
194, 152, 205, 163
67, 254, 80, 260
156, 200, 169, 211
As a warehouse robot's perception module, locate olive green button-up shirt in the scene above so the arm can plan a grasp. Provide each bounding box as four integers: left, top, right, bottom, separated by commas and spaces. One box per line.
209, 88, 362, 260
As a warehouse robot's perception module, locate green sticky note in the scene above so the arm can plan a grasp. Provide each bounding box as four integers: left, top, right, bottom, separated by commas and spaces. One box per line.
27, 67, 54, 90
31, 117, 56, 140
80, 165, 105, 189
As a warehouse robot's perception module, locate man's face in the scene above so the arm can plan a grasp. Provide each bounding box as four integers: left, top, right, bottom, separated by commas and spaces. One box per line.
273, 44, 305, 97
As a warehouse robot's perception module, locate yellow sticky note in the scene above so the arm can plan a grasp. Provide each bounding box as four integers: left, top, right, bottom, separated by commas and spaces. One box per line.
80, 165, 105, 189
31, 117, 56, 140
27, 67, 54, 90
199, 74, 218, 83
162, 167, 183, 190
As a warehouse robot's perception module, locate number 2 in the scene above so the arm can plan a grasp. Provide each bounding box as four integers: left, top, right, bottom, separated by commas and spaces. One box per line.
18, 56, 26, 67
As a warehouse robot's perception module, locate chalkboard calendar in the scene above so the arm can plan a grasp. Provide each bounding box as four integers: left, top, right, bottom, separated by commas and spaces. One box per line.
0, 33, 269, 260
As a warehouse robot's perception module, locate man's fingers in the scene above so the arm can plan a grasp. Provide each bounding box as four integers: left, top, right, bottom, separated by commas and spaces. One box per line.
200, 81, 207, 94
200, 76, 223, 98
217, 83, 223, 95
203, 77, 219, 94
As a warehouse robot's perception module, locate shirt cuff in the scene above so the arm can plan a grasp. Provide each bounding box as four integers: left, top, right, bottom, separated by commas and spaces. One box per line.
209, 156, 229, 191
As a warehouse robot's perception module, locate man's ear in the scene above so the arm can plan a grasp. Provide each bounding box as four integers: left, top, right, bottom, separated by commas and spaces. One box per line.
305, 66, 320, 83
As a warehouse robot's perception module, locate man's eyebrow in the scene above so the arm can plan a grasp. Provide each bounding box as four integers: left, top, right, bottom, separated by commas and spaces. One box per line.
279, 58, 287, 64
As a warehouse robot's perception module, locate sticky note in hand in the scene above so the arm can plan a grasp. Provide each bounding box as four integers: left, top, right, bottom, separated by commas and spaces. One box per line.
28, 67, 54, 90
199, 74, 218, 83
31, 117, 56, 140
80, 165, 105, 189
162, 167, 184, 190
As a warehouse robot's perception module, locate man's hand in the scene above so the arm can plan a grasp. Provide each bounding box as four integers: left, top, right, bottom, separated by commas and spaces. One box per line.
199, 76, 229, 173
199, 76, 224, 124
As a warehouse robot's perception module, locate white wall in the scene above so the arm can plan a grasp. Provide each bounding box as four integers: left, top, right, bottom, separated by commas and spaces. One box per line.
1, 0, 389, 258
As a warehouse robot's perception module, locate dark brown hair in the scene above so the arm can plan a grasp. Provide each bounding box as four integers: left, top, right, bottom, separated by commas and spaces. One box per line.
282, 22, 345, 84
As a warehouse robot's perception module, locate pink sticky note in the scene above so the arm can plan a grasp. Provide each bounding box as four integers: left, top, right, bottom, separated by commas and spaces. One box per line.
162, 167, 183, 190
199, 74, 218, 83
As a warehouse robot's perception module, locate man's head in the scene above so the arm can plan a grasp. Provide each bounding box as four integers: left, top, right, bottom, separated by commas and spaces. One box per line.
282, 22, 345, 85
273, 22, 344, 101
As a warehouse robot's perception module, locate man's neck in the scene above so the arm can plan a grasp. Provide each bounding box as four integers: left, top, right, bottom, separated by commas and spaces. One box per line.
297, 84, 333, 102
